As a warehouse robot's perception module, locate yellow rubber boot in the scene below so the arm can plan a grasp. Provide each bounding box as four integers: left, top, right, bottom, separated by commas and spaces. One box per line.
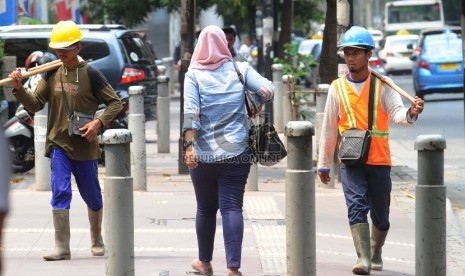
88, 207, 105, 256
350, 223, 371, 275
371, 225, 388, 271
43, 209, 71, 261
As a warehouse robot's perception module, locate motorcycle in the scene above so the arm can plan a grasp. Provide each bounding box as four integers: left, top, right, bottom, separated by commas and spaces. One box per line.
3, 105, 35, 173
4, 90, 129, 173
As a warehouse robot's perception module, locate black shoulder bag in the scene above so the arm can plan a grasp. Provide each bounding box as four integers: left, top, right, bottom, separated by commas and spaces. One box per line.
338, 74, 376, 166
61, 74, 94, 138
233, 62, 287, 166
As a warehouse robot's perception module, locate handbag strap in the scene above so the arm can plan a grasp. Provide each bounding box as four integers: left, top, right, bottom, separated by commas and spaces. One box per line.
232, 62, 255, 118
368, 73, 376, 131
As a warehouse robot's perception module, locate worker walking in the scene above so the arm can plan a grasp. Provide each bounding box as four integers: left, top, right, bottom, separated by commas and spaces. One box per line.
317, 26, 424, 275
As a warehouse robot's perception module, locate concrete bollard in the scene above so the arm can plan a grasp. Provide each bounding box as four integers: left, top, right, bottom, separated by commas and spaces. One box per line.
128, 86, 147, 191
272, 64, 284, 133
102, 129, 135, 276
414, 134, 446, 276
34, 104, 50, 191
245, 162, 258, 191
284, 121, 316, 276
157, 70, 170, 153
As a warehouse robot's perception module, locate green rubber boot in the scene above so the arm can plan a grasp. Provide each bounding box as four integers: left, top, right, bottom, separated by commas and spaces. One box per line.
350, 223, 371, 275
371, 225, 388, 271
43, 209, 71, 261
88, 207, 105, 256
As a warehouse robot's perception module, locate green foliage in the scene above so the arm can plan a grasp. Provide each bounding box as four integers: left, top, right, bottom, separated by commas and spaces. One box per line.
293, 0, 325, 35
273, 42, 316, 81
85, 0, 324, 39
273, 42, 318, 121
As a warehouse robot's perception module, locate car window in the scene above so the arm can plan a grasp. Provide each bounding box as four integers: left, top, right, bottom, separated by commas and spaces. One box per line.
80, 39, 111, 62
389, 38, 417, 48
119, 36, 155, 65
1, 38, 48, 67
424, 32, 458, 44
423, 39, 462, 58
298, 41, 320, 56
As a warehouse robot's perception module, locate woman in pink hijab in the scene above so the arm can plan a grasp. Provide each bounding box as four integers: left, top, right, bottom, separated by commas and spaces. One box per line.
183, 25, 275, 276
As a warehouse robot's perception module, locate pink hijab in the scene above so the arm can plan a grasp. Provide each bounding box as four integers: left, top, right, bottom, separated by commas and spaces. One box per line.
189, 25, 232, 70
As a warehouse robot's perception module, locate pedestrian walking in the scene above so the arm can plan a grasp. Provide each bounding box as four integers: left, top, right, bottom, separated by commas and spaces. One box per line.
0, 133, 11, 273
317, 26, 424, 275
8, 20, 122, 261
223, 26, 247, 62
183, 25, 274, 276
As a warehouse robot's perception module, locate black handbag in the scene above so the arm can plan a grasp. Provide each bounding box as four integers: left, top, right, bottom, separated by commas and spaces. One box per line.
248, 121, 287, 166
60, 74, 94, 138
338, 74, 376, 166
233, 62, 287, 166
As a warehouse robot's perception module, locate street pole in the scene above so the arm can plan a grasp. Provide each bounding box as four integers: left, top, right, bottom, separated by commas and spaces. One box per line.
255, 4, 264, 75
262, 0, 274, 123
178, 0, 195, 174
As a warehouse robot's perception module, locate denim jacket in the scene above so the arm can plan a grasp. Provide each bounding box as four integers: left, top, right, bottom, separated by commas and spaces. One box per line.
183, 61, 274, 162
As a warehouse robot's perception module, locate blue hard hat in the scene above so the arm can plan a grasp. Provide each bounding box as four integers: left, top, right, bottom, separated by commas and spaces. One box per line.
339, 26, 375, 50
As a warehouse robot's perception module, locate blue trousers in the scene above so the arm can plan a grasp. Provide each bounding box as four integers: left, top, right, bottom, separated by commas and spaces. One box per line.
50, 147, 102, 211
189, 150, 251, 269
340, 163, 391, 231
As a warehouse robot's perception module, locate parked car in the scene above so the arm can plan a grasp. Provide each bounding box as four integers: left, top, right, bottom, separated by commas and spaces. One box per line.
409, 26, 462, 58
297, 39, 322, 88
378, 34, 418, 74
369, 50, 387, 75
411, 32, 463, 98
0, 24, 158, 119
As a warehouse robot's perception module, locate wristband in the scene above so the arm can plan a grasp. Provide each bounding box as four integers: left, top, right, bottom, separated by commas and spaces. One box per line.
317, 168, 330, 174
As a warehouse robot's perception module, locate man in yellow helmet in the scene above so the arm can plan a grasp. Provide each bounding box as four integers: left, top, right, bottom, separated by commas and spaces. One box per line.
8, 20, 122, 261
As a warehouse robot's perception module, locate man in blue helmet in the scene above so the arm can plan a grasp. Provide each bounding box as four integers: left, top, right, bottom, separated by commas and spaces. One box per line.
317, 26, 425, 275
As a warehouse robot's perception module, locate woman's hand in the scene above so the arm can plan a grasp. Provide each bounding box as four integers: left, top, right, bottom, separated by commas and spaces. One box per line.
259, 85, 273, 101
184, 146, 198, 169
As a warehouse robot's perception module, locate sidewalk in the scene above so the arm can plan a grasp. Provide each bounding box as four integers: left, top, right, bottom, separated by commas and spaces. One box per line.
3, 98, 465, 276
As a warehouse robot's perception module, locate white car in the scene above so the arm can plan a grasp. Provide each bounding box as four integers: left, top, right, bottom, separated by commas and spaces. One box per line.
378, 34, 419, 74
368, 29, 384, 49
298, 39, 322, 56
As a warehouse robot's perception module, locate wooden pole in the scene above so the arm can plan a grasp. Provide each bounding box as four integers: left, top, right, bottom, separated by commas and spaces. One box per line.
0, 61, 62, 87
369, 67, 415, 104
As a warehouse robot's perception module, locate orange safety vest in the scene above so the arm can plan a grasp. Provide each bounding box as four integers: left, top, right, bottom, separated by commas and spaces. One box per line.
333, 75, 391, 165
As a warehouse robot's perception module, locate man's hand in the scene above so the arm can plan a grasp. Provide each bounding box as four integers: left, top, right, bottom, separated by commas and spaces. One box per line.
8, 68, 23, 91
80, 119, 102, 143
409, 96, 425, 116
317, 168, 331, 184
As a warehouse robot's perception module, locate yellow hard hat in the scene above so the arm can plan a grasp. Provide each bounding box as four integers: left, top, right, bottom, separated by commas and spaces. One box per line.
396, 29, 410, 35
49, 20, 83, 49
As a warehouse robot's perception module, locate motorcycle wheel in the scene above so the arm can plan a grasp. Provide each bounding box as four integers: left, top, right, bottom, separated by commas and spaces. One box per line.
8, 136, 35, 173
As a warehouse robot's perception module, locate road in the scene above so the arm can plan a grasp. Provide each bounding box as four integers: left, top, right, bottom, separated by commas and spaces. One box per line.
389, 74, 465, 212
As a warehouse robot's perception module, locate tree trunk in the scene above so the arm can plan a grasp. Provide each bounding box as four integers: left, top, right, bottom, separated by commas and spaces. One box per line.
277, 0, 293, 59
319, 0, 338, 84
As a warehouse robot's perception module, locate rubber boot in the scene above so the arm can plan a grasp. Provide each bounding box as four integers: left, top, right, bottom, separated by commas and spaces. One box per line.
350, 223, 371, 275
371, 225, 388, 271
88, 207, 105, 256
43, 209, 71, 261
